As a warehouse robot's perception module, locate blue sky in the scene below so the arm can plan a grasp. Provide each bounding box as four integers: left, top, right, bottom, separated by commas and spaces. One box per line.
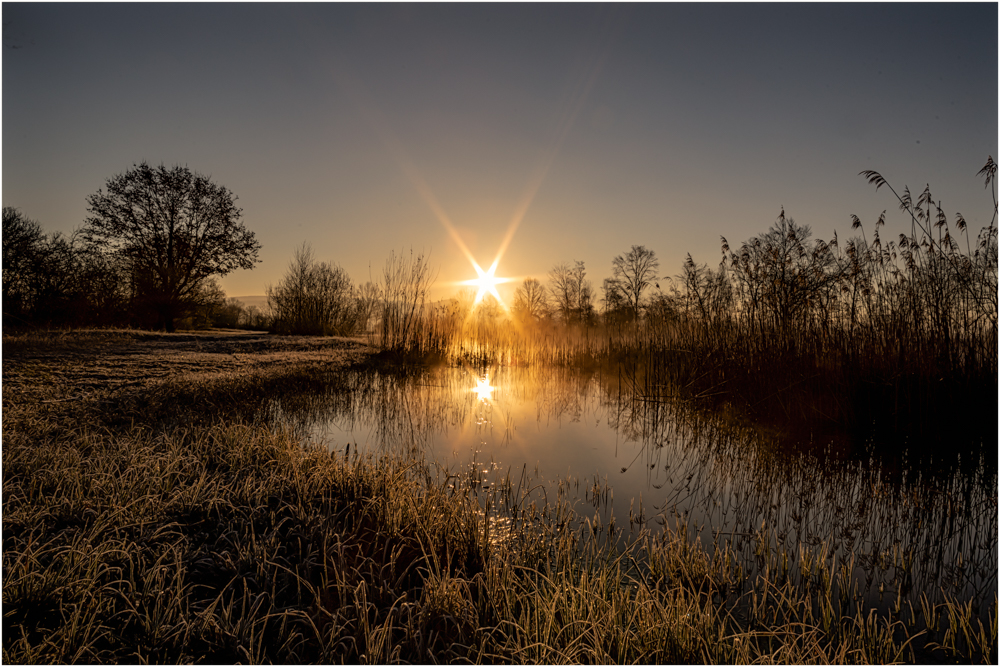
3, 3, 996, 302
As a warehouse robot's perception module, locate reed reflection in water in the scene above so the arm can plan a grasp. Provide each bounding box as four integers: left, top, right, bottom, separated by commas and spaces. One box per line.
265, 363, 997, 629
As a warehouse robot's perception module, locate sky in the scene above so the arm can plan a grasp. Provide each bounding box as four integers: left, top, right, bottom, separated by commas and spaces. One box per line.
3, 3, 997, 304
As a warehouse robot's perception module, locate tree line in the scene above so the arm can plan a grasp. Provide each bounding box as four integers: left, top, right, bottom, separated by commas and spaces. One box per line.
0, 160, 698, 337
507, 159, 998, 357
2, 206, 253, 331
4, 158, 996, 364
3, 163, 260, 332
508, 245, 661, 326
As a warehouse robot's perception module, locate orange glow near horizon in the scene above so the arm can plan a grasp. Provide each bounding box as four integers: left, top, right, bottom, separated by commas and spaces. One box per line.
328, 36, 615, 310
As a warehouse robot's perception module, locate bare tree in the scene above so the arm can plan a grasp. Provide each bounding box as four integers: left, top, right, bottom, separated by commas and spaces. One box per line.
82, 162, 260, 331
186, 277, 228, 329
600, 277, 627, 322
676, 254, 732, 336
208, 296, 248, 329
377, 249, 435, 351
267, 244, 358, 335
722, 211, 836, 335
511, 277, 550, 324
2, 207, 45, 320
549, 261, 594, 324
611, 245, 659, 319
354, 281, 381, 335
2, 207, 130, 327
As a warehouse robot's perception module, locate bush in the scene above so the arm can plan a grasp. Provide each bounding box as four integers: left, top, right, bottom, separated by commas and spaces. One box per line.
267, 244, 361, 335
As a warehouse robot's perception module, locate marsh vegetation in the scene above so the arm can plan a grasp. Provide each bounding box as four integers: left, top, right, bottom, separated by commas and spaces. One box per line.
3, 328, 995, 663
3, 162, 996, 663
272, 362, 997, 659
356, 161, 998, 453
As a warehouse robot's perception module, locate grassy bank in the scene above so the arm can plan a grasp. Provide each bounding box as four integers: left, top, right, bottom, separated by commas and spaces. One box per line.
3, 331, 995, 663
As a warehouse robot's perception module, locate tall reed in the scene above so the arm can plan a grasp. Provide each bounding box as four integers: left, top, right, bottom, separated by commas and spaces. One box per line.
369, 159, 998, 453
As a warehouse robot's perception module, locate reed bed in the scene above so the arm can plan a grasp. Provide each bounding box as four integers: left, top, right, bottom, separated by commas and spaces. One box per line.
267, 361, 997, 662
364, 160, 997, 460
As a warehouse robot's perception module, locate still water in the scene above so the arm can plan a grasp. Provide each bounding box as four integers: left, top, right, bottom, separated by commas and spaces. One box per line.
268, 363, 997, 620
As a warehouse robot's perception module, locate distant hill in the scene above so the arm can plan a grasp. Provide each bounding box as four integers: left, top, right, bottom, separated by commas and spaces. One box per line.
230, 295, 268, 311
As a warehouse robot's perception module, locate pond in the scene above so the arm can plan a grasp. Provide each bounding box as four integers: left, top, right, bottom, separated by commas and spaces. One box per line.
267, 363, 997, 626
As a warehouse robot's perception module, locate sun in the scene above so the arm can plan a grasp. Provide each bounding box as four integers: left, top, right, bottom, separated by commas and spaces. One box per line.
462, 259, 512, 306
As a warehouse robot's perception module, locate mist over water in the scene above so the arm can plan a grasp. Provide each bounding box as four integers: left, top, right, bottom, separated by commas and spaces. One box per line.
267, 363, 997, 627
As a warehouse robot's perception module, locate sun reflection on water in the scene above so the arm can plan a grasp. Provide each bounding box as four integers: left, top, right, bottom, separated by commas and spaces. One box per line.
471, 375, 495, 403
273, 363, 997, 634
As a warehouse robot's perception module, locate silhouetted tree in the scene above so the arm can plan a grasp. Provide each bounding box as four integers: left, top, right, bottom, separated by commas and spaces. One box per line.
600, 277, 628, 323
240, 305, 271, 330
377, 248, 434, 351
180, 277, 227, 329
511, 277, 550, 324
675, 254, 732, 341
355, 281, 381, 334
32, 232, 82, 323
721, 211, 836, 336
2, 207, 45, 322
268, 244, 359, 335
645, 290, 679, 325
207, 296, 247, 329
1, 207, 125, 327
611, 245, 659, 320
72, 241, 131, 325
81, 163, 260, 331
549, 261, 594, 324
